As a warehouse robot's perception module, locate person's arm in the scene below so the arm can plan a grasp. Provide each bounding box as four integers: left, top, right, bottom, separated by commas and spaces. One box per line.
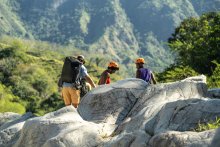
98, 72, 108, 85
58, 77, 63, 88
81, 65, 96, 88
151, 72, 157, 84
136, 69, 141, 79
85, 74, 96, 88
57, 77, 63, 93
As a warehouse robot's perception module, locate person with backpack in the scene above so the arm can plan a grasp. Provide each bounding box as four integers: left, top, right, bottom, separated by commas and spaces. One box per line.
98, 61, 119, 85
59, 55, 96, 108
135, 58, 157, 84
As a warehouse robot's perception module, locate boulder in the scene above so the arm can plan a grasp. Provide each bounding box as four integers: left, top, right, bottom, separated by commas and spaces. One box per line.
0, 112, 21, 127
14, 106, 115, 147
0, 112, 33, 147
208, 88, 220, 99
78, 78, 149, 124
149, 130, 215, 147
153, 98, 220, 134
2, 76, 220, 147
104, 76, 209, 146
211, 128, 220, 147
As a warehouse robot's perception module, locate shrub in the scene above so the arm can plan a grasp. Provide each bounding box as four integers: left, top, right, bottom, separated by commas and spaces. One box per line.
207, 61, 220, 88
194, 117, 220, 132
0, 83, 25, 114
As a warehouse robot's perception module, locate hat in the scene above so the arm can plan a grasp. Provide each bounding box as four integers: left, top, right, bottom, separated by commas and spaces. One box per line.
135, 58, 145, 64
108, 61, 119, 70
77, 55, 85, 64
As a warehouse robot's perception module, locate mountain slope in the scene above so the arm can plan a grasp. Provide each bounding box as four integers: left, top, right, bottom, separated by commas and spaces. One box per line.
0, 36, 123, 114
0, 0, 29, 37
191, 0, 220, 14
0, 0, 219, 73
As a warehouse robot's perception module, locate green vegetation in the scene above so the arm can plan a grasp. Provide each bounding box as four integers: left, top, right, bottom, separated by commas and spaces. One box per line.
194, 117, 220, 132
80, 10, 90, 35
0, 0, 29, 37
158, 12, 220, 88
207, 61, 220, 88
0, 1, 219, 119
157, 12, 220, 132
0, 83, 25, 114
0, 36, 122, 115
2, 0, 218, 74
0, 36, 64, 115
157, 65, 199, 83
168, 12, 220, 75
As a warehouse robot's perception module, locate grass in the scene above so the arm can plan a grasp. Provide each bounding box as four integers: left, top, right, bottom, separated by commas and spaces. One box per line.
194, 117, 220, 132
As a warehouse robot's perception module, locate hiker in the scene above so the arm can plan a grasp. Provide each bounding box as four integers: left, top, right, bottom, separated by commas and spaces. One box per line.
59, 55, 96, 108
135, 58, 157, 84
98, 61, 119, 85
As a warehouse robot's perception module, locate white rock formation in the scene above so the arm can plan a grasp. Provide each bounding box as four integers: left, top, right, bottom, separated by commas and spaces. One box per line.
149, 130, 215, 147
0, 112, 21, 127
14, 106, 115, 147
0, 112, 33, 147
1, 76, 220, 147
78, 78, 149, 124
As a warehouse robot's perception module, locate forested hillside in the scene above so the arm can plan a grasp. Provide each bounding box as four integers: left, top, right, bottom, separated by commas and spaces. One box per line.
0, 36, 121, 115
0, 0, 219, 73
0, 37, 63, 115
158, 12, 220, 88
0, 0, 28, 37
0, 1, 219, 115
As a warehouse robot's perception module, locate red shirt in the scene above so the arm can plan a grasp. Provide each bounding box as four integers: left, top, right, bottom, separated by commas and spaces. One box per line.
98, 70, 111, 85
106, 76, 111, 84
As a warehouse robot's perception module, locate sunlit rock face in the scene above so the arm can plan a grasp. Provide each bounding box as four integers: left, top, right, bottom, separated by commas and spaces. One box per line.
1, 76, 220, 147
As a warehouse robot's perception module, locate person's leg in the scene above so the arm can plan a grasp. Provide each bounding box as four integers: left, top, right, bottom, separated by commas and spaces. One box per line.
69, 88, 80, 108
61, 87, 71, 106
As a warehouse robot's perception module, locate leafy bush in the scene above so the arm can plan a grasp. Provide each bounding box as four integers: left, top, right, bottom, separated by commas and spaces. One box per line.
159, 12, 220, 86
0, 37, 64, 115
0, 83, 25, 114
168, 12, 220, 75
158, 65, 199, 83
207, 61, 220, 88
194, 117, 220, 132
36, 92, 64, 116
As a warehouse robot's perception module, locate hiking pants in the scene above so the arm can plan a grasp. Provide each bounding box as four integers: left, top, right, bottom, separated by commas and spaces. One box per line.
61, 87, 80, 108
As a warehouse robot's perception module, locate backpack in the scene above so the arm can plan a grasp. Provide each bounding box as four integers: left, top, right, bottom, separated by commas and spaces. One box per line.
139, 68, 152, 83
60, 56, 82, 88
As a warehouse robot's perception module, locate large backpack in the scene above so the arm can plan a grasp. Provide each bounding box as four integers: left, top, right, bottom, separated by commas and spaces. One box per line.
60, 56, 82, 86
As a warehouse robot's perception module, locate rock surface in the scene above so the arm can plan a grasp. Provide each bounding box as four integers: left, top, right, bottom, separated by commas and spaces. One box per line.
208, 88, 220, 99
14, 106, 115, 147
149, 130, 215, 147
78, 78, 149, 124
0, 112, 33, 147
1, 76, 220, 147
0, 112, 21, 127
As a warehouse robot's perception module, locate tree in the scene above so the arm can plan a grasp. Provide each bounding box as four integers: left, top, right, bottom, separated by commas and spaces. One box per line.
168, 12, 220, 75
208, 61, 220, 88
158, 65, 198, 83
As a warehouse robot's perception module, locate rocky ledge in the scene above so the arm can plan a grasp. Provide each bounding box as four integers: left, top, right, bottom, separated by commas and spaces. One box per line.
1, 75, 220, 147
